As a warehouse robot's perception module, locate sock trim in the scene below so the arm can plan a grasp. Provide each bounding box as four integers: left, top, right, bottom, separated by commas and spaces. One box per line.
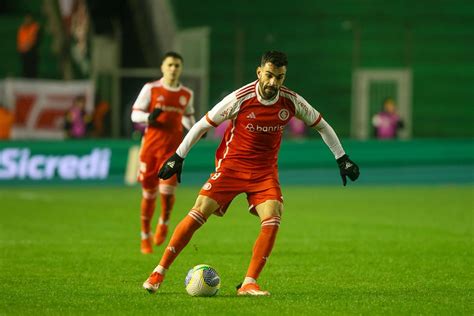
261, 216, 281, 227
188, 209, 206, 225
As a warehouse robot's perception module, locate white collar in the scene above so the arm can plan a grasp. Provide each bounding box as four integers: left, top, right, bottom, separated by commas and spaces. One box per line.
255, 81, 280, 106
160, 78, 181, 91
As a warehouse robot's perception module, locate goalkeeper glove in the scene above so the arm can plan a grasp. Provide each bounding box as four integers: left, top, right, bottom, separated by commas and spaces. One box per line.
148, 107, 163, 127
158, 153, 184, 183
336, 154, 360, 186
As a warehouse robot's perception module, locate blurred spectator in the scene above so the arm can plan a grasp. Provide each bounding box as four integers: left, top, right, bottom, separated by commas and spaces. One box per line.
17, 13, 41, 78
0, 105, 14, 139
287, 117, 306, 138
372, 97, 404, 139
64, 95, 91, 138
91, 98, 110, 137
213, 120, 230, 139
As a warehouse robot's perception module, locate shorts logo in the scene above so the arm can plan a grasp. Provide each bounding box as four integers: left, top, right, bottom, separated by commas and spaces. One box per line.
179, 96, 187, 106
278, 109, 290, 121
202, 182, 212, 190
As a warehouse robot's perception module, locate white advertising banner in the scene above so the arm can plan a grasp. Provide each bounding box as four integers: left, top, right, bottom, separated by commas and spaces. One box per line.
1, 79, 94, 139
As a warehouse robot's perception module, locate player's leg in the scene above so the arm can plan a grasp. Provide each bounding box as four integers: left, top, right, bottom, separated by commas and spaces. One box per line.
138, 156, 159, 254
238, 197, 283, 296
143, 195, 220, 293
153, 178, 177, 246
139, 185, 158, 254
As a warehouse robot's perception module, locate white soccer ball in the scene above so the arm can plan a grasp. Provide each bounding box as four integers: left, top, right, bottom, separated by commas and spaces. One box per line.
185, 264, 221, 297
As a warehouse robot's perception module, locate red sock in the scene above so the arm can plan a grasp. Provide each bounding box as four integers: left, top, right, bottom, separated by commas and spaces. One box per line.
159, 209, 206, 269
159, 194, 175, 224
141, 189, 157, 234
245, 216, 281, 280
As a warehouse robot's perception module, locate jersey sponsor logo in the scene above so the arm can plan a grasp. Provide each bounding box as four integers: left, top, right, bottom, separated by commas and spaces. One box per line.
245, 123, 284, 133
156, 95, 165, 102
246, 112, 256, 119
202, 182, 212, 190
179, 96, 187, 106
0, 148, 111, 180
278, 109, 290, 121
156, 105, 185, 114
297, 101, 310, 116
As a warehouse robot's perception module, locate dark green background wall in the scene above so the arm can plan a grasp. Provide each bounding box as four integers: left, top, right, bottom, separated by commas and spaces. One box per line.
172, 0, 474, 137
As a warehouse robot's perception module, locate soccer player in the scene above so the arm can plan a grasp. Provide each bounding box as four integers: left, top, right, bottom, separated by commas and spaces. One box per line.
143, 51, 360, 295
131, 51, 196, 254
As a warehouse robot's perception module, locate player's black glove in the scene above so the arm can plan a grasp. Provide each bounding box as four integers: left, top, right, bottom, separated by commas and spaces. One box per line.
148, 107, 163, 127
336, 154, 360, 186
158, 153, 184, 183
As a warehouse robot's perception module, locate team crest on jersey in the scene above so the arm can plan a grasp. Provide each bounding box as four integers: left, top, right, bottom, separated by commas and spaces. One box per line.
278, 109, 290, 121
202, 182, 212, 190
179, 96, 187, 106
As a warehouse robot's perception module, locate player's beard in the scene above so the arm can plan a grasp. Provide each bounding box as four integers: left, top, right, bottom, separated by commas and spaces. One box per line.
259, 83, 278, 100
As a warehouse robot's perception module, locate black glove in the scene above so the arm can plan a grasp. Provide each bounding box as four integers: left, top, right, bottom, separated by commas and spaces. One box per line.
148, 107, 163, 127
336, 154, 360, 186
158, 153, 184, 183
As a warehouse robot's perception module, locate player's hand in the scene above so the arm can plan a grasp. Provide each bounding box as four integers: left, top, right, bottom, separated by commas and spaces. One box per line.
336, 154, 360, 186
158, 153, 184, 183
148, 107, 163, 127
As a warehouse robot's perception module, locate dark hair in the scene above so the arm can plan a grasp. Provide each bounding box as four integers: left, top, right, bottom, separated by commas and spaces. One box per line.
162, 51, 183, 63
261, 51, 288, 67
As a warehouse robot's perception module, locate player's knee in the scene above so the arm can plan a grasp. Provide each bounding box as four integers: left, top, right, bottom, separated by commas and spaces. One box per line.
256, 200, 283, 219
142, 187, 158, 199
159, 184, 175, 195
192, 195, 220, 218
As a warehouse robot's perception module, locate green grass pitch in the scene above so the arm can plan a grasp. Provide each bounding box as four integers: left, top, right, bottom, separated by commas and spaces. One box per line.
0, 185, 472, 315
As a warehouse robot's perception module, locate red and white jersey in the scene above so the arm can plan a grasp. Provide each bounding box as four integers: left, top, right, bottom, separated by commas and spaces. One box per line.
205, 80, 321, 174
132, 78, 194, 158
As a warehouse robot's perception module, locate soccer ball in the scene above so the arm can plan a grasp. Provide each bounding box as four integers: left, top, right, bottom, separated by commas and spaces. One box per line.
185, 264, 221, 297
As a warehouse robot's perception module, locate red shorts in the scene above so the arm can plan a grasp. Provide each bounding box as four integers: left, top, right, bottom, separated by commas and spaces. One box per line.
138, 155, 178, 189
199, 168, 283, 216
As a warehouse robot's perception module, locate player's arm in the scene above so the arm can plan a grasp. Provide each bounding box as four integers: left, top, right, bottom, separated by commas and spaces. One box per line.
158, 92, 238, 182
181, 92, 196, 130
293, 94, 360, 186
130, 83, 163, 127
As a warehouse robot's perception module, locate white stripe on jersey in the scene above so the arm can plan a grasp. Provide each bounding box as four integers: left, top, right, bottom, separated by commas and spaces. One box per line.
215, 118, 237, 172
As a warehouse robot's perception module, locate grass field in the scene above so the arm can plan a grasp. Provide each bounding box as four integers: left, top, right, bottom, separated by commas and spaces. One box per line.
0, 185, 472, 315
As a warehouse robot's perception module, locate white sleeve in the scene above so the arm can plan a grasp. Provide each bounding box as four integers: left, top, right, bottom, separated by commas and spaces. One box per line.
184, 92, 195, 115
292, 93, 322, 127
176, 116, 213, 158
181, 115, 196, 130
131, 83, 151, 123
313, 118, 345, 159
205, 92, 240, 126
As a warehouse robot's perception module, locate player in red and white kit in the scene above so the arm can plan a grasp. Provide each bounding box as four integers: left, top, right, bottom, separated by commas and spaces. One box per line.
131, 52, 195, 254
143, 51, 360, 295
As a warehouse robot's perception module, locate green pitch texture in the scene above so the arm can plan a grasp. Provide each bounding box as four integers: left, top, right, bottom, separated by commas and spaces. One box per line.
0, 186, 472, 315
